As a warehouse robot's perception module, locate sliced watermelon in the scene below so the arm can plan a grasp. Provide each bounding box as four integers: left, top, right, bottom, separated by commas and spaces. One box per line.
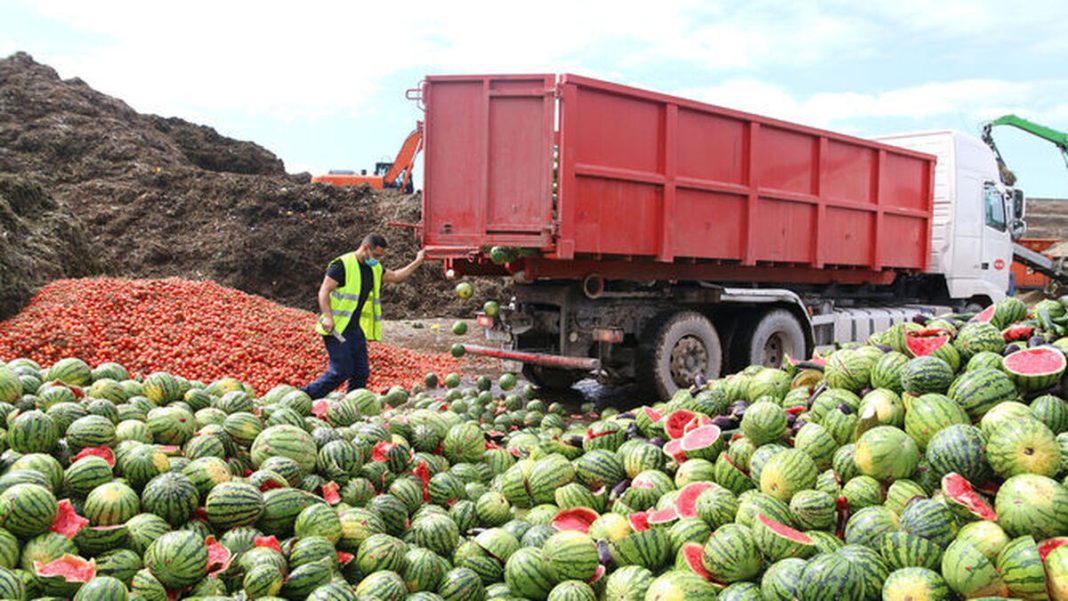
34, 554, 95, 582
641, 407, 663, 422
664, 410, 698, 440
941, 473, 997, 521
757, 513, 814, 544
674, 482, 715, 519
553, 507, 600, 533
905, 328, 953, 357
679, 425, 722, 453
50, 500, 89, 539
337, 551, 355, 565
647, 506, 679, 527
205, 536, 232, 576
312, 400, 330, 419
254, 536, 283, 554
1003, 324, 1036, 342
1039, 537, 1068, 562
662, 439, 687, 463
628, 512, 650, 532
682, 415, 714, 436
971, 304, 997, 323
680, 542, 714, 581
73, 446, 115, 468
320, 481, 341, 505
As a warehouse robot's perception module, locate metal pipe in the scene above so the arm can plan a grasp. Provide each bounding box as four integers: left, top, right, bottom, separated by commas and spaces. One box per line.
461, 345, 601, 370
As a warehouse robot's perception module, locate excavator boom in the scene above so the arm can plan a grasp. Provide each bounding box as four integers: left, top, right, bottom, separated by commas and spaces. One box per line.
982, 114, 1068, 186
312, 122, 424, 192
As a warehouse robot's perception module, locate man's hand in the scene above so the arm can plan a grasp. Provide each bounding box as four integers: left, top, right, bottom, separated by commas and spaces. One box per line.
415, 249, 427, 263
319, 315, 335, 333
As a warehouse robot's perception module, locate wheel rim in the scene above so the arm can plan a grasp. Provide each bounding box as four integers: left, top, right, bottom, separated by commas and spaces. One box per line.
669, 336, 708, 388
763, 333, 785, 367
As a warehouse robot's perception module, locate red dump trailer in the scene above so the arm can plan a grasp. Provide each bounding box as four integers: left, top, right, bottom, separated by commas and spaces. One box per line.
415, 74, 1019, 399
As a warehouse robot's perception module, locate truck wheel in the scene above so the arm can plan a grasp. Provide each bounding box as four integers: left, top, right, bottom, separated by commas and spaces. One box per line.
522, 365, 583, 391
640, 311, 722, 401
736, 309, 806, 369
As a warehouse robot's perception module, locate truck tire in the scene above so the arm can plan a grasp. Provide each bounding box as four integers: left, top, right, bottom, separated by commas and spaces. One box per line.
522, 364, 583, 391
639, 311, 722, 401
735, 308, 806, 369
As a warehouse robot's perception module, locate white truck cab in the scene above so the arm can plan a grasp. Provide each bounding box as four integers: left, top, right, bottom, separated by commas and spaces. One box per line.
875, 131, 1015, 306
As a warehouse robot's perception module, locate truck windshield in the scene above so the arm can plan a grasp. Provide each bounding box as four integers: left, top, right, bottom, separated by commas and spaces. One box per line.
984, 183, 1007, 231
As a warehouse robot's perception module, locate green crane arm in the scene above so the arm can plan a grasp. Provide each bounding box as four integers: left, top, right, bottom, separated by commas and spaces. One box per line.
982, 114, 1068, 186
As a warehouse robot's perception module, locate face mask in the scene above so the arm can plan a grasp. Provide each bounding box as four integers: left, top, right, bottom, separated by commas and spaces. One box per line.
366, 258, 379, 267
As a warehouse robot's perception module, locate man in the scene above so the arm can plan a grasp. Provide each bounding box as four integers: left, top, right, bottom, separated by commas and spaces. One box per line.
301, 233, 426, 399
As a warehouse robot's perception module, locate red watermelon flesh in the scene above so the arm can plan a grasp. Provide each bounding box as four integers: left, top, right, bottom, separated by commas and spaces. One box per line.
586, 565, 606, 585
1003, 325, 1036, 342
647, 506, 679, 526
254, 536, 283, 554
34, 554, 95, 582
1039, 537, 1068, 562
972, 304, 997, 323
683, 415, 714, 435
73, 446, 115, 468
628, 511, 650, 532
553, 507, 599, 533
905, 328, 953, 357
680, 542, 713, 580
320, 481, 342, 505
664, 410, 698, 439
1003, 347, 1068, 377
757, 513, 814, 544
942, 473, 997, 521
337, 551, 355, 565
675, 482, 715, 519
50, 500, 89, 539
663, 439, 687, 463
680, 425, 722, 453
642, 407, 663, 422
205, 536, 232, 576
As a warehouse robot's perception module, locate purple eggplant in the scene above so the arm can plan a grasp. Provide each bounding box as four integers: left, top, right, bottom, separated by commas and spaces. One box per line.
598, 540, 616, 568
648, 437, 665, 448
711, 415, 737, 430
610, 479, 631, 500
837, 403, 853, 415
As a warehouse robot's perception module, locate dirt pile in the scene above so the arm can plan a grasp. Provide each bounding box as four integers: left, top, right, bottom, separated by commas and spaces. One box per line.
0, 176, 106, 319
0, 51, 510, 319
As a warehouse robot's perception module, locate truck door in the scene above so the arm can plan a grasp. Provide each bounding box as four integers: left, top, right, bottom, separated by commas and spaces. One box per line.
981, 181, 1013, 294
421, 75, 557, 254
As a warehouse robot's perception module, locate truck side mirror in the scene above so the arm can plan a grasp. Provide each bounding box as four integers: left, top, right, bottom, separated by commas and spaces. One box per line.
1013, 189, 1025, 219
1010, 219, 1026, 241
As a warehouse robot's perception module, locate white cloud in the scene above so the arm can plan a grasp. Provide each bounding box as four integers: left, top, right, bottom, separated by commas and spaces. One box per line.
678, 77, 1068, 135
21, 0, 1063, 124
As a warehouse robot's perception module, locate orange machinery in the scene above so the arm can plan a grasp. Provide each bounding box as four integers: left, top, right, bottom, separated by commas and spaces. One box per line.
312, 123, 423, 193
1013, 238, 1058, 290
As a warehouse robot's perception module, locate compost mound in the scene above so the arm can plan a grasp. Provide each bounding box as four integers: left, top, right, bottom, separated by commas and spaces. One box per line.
0, 52, 510, 319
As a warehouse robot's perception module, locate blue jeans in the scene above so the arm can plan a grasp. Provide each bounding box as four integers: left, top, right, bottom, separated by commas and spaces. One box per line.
301, 326, 370, 399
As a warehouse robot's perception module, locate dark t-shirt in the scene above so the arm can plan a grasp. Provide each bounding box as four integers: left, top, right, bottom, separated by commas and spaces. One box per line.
326, 259, 374, 335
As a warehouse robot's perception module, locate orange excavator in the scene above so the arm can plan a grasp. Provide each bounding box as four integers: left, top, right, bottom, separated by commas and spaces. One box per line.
312, 122, 423, 193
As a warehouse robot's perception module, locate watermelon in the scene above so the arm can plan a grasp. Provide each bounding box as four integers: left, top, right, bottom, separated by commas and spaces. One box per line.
924, 424, 988, 483
986, 418, 1060, 478
995, 474, 1068, 539
544, 531, 598, 582
759, 448, 818, 503
941, 473, 997, 522
761, 557, 807, 601
751, 513, 816, 562
798, 552, 866, 601
955, 322, 1006, 360
0, 483, 58, 537
881, 567, 950, 601
701, 523, 762, 583
905, 328, 961, 371
853, 426, 919, 482
1003, 346, 1067, 392
948, 367, 1018, 419
899, 356, 955, 395
740, 402, 787, 446
941, 539, 1009, 598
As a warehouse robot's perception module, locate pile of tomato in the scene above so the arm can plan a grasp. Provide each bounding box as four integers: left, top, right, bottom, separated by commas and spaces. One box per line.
0, 278, 461, 394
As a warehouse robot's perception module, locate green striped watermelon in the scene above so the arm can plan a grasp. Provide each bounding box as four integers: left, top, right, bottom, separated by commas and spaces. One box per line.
143, 530, 207, 589
700, 523, 762, 583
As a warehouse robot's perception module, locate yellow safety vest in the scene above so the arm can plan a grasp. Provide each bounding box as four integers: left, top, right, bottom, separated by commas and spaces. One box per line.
316, 252, 384, 341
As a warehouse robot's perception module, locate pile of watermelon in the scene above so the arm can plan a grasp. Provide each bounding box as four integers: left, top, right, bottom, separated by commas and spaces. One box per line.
0, 295, 1068, 599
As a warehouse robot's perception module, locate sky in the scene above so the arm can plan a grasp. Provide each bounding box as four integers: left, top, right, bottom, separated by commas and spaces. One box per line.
2, 0, 1068, 201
